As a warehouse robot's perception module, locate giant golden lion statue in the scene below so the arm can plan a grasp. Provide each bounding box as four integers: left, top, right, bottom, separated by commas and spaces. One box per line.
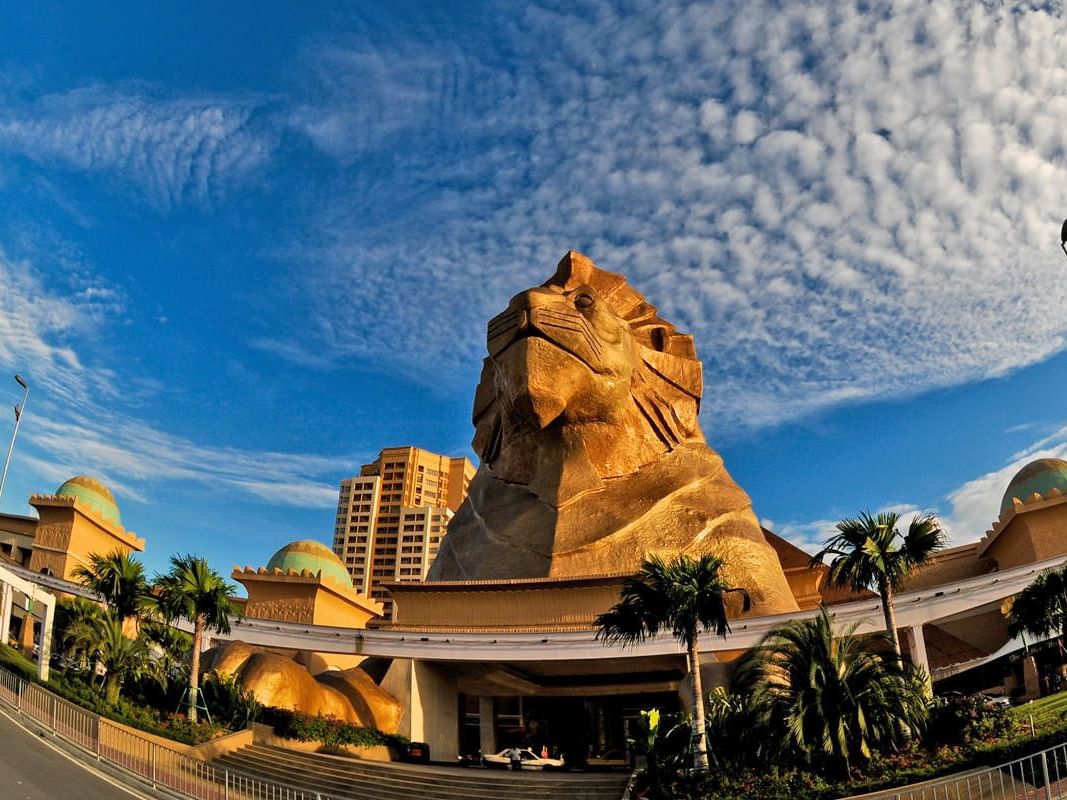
427, 251, 798, 616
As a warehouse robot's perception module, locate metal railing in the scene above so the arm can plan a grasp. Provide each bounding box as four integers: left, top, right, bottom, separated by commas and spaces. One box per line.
0, 664, 327, 799
11, 657, 1067, 800
844, 741, 1067, 799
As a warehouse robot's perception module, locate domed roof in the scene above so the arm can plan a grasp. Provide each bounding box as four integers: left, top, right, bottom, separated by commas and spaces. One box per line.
1000, 458, 1067, 512
56, 476, 121, 527
266, 540, 353, 588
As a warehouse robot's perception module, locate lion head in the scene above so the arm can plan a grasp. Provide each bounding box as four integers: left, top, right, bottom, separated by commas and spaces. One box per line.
472, 251, 706, 499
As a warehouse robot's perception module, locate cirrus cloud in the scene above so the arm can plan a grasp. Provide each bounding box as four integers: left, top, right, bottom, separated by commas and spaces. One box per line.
269, 0, 1067, 437
0, 86, 274, 208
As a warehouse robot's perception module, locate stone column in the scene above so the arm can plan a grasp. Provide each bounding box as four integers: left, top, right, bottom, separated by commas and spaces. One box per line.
0, 583, 12, 644
479, 696, 496, 756
18, 598, 35, 652
38, 599, 54, 682
903, 625, 931, 686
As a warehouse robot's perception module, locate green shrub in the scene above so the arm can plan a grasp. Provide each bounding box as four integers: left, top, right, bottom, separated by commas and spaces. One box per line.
686, 767, 835, 800
262, 706, 407, 752
201, 670, 261, 730
627, 708, 694, 799
43, 669, 222, 745
927, 694, 1016, 747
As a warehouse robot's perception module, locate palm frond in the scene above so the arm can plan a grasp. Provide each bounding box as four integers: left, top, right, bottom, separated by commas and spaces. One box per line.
732, 606, 929, 772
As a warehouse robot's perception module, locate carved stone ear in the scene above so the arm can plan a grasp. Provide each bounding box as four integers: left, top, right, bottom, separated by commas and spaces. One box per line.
471, 358, 502, 463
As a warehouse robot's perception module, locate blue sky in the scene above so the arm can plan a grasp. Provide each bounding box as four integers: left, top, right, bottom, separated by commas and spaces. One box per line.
2, 0, 1067, 585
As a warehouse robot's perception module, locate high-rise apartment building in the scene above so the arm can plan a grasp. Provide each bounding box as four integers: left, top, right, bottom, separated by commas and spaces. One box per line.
332, 446, 475, 618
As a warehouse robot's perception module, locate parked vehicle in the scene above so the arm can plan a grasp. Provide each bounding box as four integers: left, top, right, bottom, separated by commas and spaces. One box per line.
482, 748, 565, 770
978, 692, 1011, 708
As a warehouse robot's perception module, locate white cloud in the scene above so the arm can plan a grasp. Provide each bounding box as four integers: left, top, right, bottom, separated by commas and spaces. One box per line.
24, 413, 350, 509
0, 86, 273, 208
0, 250, 115, 406
770, 423, 1067, 556
0, 249, 353, 511
943, 424, 1067, 542
267, 0, 1067, 436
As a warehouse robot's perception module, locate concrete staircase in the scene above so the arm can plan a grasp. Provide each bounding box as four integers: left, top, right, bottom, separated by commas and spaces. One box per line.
211, 744, 629, 800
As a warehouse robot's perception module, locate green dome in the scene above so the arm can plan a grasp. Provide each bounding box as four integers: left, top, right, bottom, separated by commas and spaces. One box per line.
56, 476, 122, 527
266, 540, 353, 588
1001, 458, 1067, 512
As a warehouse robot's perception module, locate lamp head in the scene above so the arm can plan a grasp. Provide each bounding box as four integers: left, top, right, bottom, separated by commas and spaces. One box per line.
14, 375, 26, 389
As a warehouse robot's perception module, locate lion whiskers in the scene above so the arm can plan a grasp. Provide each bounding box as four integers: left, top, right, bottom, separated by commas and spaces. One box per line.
536, 307, 603, 358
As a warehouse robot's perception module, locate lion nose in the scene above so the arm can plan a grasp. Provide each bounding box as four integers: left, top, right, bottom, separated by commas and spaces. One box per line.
508, 287, 560, 311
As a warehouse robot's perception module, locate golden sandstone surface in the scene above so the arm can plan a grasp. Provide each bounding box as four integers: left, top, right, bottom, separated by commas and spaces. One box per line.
427, 251, 799, 617
203, 641, 402, 733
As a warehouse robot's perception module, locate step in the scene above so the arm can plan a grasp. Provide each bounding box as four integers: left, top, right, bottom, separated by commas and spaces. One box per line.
214, 754, 621, 800
212, 745, 626, 800
213, 760, 620, 800
246, 743, 624, 787
214, 756, 552, 800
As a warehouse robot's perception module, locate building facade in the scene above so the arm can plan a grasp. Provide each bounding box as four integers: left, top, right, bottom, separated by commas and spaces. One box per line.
332, 446, 474, 617
27, 476, 144, 581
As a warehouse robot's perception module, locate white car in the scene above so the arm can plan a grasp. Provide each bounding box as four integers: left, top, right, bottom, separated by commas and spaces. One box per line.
482, 748, 565, 770
978, 692, 1011, 709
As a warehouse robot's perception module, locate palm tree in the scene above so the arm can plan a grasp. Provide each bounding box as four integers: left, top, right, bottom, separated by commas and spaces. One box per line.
733, 607, 928, 773
152, 555, 235, 722
91, 614, 149, 704
811, 511, 945, 664
66, 612, 148, 704
54, 596, 106, 667
72, 550, 148, 624
1008, 565, 1067, 643
140, 620, 193, 692
595, 553, 750, 770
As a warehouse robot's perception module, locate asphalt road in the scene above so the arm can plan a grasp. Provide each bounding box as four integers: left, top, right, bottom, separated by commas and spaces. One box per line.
0, 708, 149, 800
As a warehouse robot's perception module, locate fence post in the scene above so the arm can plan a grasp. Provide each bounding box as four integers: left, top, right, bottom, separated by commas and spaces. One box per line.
50, 695, 57, 732
223, 767, 229, 800
150, 742, 157, 785
1041, 749, 1054, 800
16, 677, 22, 712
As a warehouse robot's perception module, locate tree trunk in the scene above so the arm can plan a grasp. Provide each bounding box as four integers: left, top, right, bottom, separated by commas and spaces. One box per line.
880, 580, 902, 667
105, 673, 121, 706
688, 634, 709, 771
188, 617, 202, 722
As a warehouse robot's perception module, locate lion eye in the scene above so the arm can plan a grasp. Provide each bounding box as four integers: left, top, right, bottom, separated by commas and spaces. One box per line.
574, 292, 594, 309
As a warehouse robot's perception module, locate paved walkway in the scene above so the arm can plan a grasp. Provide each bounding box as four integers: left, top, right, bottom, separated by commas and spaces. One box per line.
0, 707, 151, 800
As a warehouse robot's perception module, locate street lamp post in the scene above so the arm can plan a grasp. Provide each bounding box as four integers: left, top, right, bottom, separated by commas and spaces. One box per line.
0, 374, 29, 512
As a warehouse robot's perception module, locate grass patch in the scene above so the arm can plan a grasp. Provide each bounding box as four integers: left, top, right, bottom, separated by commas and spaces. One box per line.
0, 644, 37, 681
1010, 691, 1067, 732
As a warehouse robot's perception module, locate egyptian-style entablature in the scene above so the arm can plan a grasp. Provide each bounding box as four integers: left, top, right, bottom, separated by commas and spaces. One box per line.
975, 458, 1067, 568
28, 475, 144, 581
232, 539, 382, 626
